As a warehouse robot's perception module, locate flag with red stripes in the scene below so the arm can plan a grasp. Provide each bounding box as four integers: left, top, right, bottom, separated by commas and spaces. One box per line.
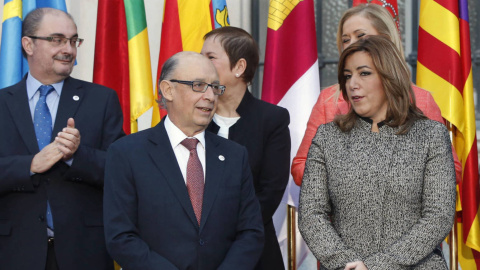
417, 0, 480, 268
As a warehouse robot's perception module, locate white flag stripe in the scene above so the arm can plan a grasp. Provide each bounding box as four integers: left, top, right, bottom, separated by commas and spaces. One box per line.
278, 60, 321, 207
273, 60, 320, 268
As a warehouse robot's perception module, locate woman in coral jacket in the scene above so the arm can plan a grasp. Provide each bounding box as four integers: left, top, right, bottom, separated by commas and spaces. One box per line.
291, 4, 462, 186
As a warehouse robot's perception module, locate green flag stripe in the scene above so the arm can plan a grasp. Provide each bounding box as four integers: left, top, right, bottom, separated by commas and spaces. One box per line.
124, 0, 147, 40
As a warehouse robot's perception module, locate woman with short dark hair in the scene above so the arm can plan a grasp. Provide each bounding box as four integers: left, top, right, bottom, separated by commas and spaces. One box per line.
201, 26, 291, 270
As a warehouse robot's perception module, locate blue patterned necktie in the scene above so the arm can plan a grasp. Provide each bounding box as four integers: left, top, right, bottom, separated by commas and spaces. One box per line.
34, 85, 54, 150
34, 85, 55, 230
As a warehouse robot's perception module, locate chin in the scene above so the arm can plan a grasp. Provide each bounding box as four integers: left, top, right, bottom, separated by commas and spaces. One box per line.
56, 68, 73, 78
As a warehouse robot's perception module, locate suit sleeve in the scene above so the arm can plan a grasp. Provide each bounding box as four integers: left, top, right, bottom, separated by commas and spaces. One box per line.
363, 124, 456, 269
292, 85, 336, 186
104, 142, 179, 270
218, 147, 265, 270
63, 89, 125, 187
298, 126, 363, 270
0, 155, 36, 194
256, 108, 291, 223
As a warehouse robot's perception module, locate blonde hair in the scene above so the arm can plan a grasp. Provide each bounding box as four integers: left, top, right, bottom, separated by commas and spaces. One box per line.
336, 4, 403, 57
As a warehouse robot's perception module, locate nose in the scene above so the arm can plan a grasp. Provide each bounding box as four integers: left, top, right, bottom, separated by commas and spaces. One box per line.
344, 37, 357, 50
61, 40, 76, 53
348, 75, 358, 90
203, 85, 216, 101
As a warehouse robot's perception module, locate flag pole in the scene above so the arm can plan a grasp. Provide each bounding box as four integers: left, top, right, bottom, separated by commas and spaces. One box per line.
450, 211, 458, 270
448, 122, 458, 270
287, 205, 297, 270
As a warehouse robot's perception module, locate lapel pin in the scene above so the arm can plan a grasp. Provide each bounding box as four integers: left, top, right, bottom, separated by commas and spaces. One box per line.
73, 95, 79, 101
218, 155, 225, 161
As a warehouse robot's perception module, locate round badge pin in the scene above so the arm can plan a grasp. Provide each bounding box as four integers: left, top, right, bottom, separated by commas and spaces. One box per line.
218, 155, 225, 161
73, 95, 79, 101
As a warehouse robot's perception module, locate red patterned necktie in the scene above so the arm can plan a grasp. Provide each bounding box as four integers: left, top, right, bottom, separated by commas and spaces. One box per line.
181, 138, 204, 225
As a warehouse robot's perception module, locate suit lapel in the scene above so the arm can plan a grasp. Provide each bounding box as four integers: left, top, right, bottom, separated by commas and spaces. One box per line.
147, 122, 199, 228
6, 79, 39, 154
228, 90, 252, 144
199, 132, 225, 232
52, 77, 83, 135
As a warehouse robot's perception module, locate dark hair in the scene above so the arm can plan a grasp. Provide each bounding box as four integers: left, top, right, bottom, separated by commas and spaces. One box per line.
204, 26, 259, 84
157, 53, 181, 108
22, 8, 75, 58
335, 36, 426, 134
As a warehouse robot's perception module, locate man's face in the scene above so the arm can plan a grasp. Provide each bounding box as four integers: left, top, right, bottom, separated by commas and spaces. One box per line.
24, 12, 77, 84
164, 54, 219, 137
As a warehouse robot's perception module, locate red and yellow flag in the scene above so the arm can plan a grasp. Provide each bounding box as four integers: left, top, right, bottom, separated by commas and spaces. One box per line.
93, 0, 159, 134
156, 0, 229, 117
417, 0, 480, 268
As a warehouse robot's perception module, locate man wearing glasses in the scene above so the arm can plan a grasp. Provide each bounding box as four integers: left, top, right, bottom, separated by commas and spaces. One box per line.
104, 51, 264, 270
0, 8, 124, 270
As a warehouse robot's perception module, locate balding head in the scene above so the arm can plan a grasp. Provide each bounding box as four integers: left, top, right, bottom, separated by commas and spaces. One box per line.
158, 51, 218, 107
158, 51, 219, 136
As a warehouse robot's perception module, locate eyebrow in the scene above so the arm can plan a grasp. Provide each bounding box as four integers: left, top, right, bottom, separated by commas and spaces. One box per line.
50, 33, 79, 38
356, 65, 371, 70
343, 65, 371, 72
342, 29, 366, 37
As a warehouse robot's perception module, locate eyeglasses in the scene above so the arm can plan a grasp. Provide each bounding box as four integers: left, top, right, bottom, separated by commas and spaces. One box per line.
169, 79, 226, 96
28, 36, 84, 48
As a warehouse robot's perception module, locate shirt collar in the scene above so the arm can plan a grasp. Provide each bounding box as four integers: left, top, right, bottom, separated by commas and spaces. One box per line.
164, 116, 206, 150
26, 72, 64, 100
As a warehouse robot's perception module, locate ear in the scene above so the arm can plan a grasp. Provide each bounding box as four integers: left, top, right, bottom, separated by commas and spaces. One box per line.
233, 58, 247, 77
159, 80, 174, 102
22, 36, 34, 56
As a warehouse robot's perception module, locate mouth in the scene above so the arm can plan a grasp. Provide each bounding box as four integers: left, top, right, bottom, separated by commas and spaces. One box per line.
54, 55, 74, 63
351, 95, 363, 102
198, 107, 213, 113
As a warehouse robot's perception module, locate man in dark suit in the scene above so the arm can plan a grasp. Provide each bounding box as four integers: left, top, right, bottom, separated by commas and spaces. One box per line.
0, 8, 124, 270
104, 51, 264, 270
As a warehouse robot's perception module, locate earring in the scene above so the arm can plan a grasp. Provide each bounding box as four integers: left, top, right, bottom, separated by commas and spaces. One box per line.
235, 73, 240, 78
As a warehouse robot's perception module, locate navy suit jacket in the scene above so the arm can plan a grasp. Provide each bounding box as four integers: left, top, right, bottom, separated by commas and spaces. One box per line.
0, 76, 124, 270
208, 90, 290, 269
104, 120, 264, 270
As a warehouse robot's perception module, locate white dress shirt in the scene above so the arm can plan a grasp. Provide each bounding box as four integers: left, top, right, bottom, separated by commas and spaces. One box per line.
26, 72, 63, 124
164, 116, 206, 184
26, 72, 73, 168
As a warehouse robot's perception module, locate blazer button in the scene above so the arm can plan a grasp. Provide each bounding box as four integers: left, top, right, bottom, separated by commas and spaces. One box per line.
199, 239, 205, 246
38, 215, 45, 222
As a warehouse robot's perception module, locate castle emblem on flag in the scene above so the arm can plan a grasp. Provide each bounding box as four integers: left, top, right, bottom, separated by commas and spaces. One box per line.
268, 0, 305, 31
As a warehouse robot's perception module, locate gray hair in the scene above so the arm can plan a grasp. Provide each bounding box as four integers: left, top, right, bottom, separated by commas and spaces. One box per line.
156, 53, 180, 109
